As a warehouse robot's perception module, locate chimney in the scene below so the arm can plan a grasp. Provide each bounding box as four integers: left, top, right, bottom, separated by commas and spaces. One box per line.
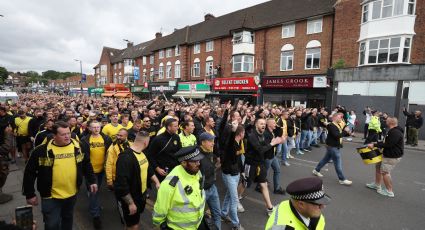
204, 13, 215, 21
127, 42, 133, 48
155, 32, 162, 39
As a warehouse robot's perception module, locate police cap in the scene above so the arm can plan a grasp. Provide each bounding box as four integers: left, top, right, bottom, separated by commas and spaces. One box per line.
175, 146, 204, 162
286, 177, 331, 205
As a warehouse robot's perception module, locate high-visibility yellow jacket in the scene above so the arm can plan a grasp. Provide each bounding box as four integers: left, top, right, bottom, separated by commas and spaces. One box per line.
153, 165, 205, 230
368, 116, 382, 133
265, 200, 325, 230
178, 132, 197, 147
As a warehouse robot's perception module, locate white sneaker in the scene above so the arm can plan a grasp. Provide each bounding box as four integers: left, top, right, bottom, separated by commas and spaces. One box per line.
266, 207, 274, 216
339, 179, 353, 185
312, 170, 323, 177
288, 154, 294, 159
237, 202, 245, 213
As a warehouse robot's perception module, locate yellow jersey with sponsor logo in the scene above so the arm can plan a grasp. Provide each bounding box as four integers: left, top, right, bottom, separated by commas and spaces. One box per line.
133, 150, 149, 193
89, 135, 105, 173
102, 123, 123, 141
14, 116, 32, 136
51, 142, 77, 199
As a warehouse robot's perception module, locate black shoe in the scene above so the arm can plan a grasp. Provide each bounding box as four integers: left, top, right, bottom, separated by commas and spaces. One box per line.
312, 144, 320, 148
412, 144, 418, 147
93, 217, 102, 229
302, 148, 311, 152
307, 147, 313, 151
274, 188, 286, 195
255, 184, 262, 193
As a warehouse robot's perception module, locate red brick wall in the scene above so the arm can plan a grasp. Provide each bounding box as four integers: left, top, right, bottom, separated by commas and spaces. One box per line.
50, 75, 95, 88
332, 0, 361, 68
98, 48, 113, 83
265, 15, 334, 76
411, 1, 425, 64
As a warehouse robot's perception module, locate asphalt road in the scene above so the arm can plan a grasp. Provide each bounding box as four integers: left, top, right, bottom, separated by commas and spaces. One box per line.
74, 142, 425, 230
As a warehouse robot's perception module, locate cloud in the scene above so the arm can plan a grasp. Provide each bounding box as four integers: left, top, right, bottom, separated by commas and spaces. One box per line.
0, 0, 267, 74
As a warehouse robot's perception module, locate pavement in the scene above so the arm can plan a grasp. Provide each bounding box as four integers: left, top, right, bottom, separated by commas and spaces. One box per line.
1, 141, 425, 229
346, 135, 425, 152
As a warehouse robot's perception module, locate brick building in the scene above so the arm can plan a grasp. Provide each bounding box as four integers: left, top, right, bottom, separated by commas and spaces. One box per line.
49, 74, 95, 90
332, 0, 425, 139
93, 0, 336, 106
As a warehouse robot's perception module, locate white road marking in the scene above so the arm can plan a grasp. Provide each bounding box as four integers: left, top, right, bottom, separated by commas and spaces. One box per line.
292, 157, 320, 164
413, 181, 425, 186
289, 161, 329, 171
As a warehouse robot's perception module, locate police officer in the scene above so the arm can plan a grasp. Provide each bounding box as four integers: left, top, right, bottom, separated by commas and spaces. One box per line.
265, 177, 330, 230
153, 146, 206, 230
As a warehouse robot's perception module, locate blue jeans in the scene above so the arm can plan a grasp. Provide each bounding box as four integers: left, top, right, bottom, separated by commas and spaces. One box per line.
315, 146, 346, 180
317, 127, 327, 143
86, 172, 104, 217
41, 195, 77, 230
205, 184, 221, 230
221, 173, 240, 227
265, 156, 281, 191
310, 130, 318, 145
295, 134, 301, 151
301, 130, 312, 149
278, 142, 288, 162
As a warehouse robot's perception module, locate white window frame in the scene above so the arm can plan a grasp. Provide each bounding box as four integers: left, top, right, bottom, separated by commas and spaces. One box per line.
142, 56, 147, 65
194, 43, 201, 54
150, 55, 154, 65
158, 63, 164, 79
118, 63, 122, 69
232, 55, 254, 73
282, 23, 295, 38
408, 0, 416, 15
280, 44, 294, 71
166, 48, 173, 58
206, 60, 214, 76
175, 61, 181, 79
175, 45, 180, 56
166, 62, 172, 79
232, 31, 254, 44
206, 41, 214, 52
305, 41, 321, 69
193, 60, 200, 77
359, 36, 412, 66
306, 18, 323, 34
362, 4, 369, 23
159, 50, 164, 59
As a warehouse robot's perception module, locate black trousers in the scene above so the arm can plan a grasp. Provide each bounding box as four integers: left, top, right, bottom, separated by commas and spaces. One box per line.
363, 124, 369, 139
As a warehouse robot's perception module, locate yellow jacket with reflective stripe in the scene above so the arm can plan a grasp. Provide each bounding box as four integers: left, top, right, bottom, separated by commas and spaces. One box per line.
153, 165, 205, 230
178, 132, 197, 147
265, 200, 325, 230
368, 116, 382, 133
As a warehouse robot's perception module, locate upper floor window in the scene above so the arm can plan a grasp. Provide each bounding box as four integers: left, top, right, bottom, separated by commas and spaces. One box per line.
305, 40, 321, 69
166, 62, 172, 79
206, 56, 214, 76
142, 56, 147, 65
362, 5, 369, 23
194, 43, 201, 54
369, 0, 406, 21
124, 59, 134, 66
175, 60, 181, 79
307, 18, 322, 34
193, 58, 200, 77
159, 50, 164, 59
408, 0, 415, 14
282, 23, 295, 38
158, 63, 164, 79
118, 63, 122, 69
359, 36, 412, 65
280, 44, 294, 71
233, 31, 254, 44
233, 55, 254, 73
150, 55, 154, 65
175, 45, 180, 56
166, 48, 173, 58
206, 41, 214, 52
114, 64, 117, 70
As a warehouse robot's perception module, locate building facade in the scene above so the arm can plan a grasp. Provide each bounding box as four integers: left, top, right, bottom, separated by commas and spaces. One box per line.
332, 0, 425, 139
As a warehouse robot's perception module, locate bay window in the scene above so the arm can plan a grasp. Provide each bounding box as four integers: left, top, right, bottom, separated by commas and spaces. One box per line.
359, 36, 412, 65
232, 55, 254, 73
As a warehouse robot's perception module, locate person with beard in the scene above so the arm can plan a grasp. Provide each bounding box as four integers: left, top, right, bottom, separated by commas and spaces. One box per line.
34, 120, 54, 147
80, 120, 113, 229
28, 108, 45, 143
245, 118, 285, 216
152, 146, 205, 230
115, 131, 160, 230
127, 119, 142, 142
105, 129, 131, 190
147, 118, 182, 182
193, 108, 204, 138
141, 117, 157, 138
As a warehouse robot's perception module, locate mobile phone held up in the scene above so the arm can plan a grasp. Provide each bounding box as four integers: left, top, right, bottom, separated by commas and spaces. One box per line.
15, 205, 33, 230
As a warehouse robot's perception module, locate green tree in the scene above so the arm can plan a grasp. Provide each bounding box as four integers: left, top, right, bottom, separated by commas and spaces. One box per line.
0, 66, 8, 83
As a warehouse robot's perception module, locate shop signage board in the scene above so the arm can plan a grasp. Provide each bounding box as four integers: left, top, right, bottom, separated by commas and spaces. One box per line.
213, 76, 258, 91
262, 76, 327, 89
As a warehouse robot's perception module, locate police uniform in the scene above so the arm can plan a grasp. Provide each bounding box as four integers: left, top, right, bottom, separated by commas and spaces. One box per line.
153, 146, 206, 230
265, 177, 330, 230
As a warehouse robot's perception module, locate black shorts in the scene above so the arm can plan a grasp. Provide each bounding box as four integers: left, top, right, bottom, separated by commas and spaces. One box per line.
119, 196, 146, 227
246, 163, 267, 185
16, 136, 31, 151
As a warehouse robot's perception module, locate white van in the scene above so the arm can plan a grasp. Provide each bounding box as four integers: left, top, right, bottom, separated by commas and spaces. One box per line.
0, 91, 19, 103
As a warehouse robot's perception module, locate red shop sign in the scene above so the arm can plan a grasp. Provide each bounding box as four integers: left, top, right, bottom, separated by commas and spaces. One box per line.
262, 76, 327, 89
213, 76, 259, 91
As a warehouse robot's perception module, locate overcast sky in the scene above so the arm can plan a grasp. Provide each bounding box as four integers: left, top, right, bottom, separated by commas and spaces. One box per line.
0, 0, 268, 75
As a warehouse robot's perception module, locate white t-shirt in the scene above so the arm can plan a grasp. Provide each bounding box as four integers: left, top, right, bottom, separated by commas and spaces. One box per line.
348, 114, 356, 125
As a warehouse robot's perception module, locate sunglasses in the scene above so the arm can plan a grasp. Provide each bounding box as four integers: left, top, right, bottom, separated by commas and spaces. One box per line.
143, 120, 151, 122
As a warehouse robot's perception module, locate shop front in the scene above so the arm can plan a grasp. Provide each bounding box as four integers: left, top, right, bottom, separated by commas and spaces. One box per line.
88, 87, 104, 97
173, 81, 211, 100
212, 76, 259, 104
261, 75, 331, 108
101, 83, 132, 98
148, 82, 177, 99
131, 84, 150, 99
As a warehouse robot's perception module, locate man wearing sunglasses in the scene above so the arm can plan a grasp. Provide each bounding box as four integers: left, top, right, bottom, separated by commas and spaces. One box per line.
141, 118, 156, 138
265, 177, 330, 230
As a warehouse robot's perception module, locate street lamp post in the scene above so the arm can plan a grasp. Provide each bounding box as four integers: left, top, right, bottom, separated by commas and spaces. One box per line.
74, 59, 83, 95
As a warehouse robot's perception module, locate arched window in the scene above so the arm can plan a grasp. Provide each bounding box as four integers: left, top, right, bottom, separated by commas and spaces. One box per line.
305, 40, 321, 69
280, 44, 294, 71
